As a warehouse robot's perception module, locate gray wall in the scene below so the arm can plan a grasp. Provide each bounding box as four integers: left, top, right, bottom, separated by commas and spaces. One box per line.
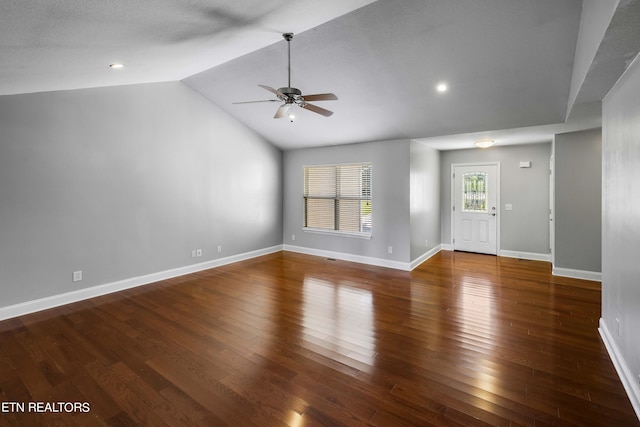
602, 55, 640, 396
410, 142, 440, 261
283, 139, 410, 263
554, 129, 602, 272
0, 81, 282, 307
440, 143, 551, 255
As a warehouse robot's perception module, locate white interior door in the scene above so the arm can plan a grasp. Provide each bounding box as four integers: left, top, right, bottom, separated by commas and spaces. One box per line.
453, 164, 498, 255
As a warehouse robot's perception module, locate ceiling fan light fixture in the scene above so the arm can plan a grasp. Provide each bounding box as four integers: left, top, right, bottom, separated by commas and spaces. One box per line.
474, 139, 495, 148
289, 113, 296, 122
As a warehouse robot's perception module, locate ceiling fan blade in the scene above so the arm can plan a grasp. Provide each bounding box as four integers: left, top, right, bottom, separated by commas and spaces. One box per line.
274, 104, 291, 119
301, 103, 333, 117
259, 84, 285, 98
302, 93, 338, 102
232, 99, 279, 104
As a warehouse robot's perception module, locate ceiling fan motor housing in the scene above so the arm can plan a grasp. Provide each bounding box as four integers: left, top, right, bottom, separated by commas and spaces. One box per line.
277, 87, 302, 103
278, 87, 301, 96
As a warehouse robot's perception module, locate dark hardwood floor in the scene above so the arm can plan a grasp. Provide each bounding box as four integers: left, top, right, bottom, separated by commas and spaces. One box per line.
0, 251, 637, 426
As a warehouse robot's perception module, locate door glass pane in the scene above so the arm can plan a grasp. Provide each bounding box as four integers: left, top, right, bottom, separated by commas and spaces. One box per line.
462, 172, 488, 212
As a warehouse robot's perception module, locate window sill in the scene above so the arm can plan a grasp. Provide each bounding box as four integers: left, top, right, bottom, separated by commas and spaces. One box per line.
302, 228, 372, 240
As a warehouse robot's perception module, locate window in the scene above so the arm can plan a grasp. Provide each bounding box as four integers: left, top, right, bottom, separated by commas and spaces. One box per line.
462, 172, 488, 212
304, 163, 372, 237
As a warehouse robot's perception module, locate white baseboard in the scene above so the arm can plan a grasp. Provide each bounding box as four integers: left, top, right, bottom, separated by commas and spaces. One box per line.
499, 250, 551, 262
410, 245, 442, 270
0, 245, 283, 321
441, 245, 549, 262
599, 318, 640, 421
283, 245, 411, 271
552, 266, 602, 282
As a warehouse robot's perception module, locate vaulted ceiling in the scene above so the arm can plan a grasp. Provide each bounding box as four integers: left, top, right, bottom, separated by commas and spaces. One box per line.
2, 0, 638, 150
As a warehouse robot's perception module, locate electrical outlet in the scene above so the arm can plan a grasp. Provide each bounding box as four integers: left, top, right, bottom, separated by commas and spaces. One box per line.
292, 234, 296, 241
191, 250, 197, 258
388, 246, 393, 254
425, 239, 429, 248
72, 271, 82, 282
218, 245, 222, 253
196, 249, 202, 257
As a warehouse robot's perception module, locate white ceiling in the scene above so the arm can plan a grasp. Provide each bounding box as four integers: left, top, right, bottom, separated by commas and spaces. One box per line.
414, 101, 602, 150
0, 0, 375, 95
2, 0, 638, 151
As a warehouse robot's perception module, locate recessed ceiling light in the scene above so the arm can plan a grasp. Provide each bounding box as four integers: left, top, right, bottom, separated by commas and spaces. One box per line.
474, 139, 495, 148
436, 83, 448, 93
109, 63, 124, 69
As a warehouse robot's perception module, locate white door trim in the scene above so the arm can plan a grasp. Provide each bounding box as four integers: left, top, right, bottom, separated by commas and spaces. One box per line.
450, 161, 501, 254
549, 152, 555, 265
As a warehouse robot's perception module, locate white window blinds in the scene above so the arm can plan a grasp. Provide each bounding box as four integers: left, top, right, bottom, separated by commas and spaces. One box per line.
304, 163, 372, 235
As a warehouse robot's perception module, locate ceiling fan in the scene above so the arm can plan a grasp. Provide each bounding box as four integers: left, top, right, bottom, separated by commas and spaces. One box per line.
233, 33, 338, 119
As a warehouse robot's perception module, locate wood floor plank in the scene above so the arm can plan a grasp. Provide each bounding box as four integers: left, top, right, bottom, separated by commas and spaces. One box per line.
0, 250, 637, 426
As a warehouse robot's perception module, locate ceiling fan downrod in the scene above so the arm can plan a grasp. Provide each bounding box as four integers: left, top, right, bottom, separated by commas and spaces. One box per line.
277, 33, 301, 103
283, 33, 293, 88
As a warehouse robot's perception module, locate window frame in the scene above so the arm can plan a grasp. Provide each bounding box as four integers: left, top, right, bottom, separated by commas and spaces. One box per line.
302, 162, 372, 239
